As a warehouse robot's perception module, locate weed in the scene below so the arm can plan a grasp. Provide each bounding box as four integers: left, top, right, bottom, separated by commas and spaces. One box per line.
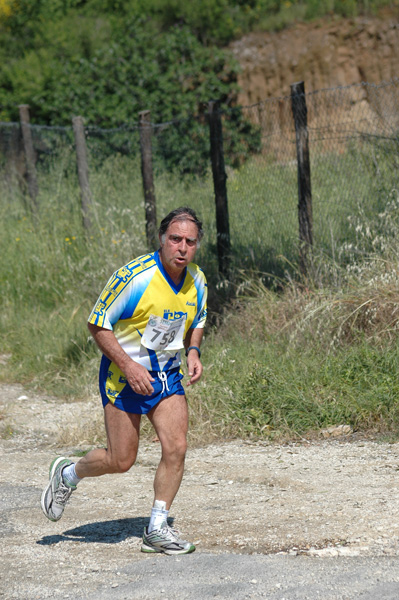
0, 422, 14, 439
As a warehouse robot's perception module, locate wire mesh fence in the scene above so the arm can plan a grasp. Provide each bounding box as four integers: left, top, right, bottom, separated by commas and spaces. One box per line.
1, 78, 398, 281
230, 79, 399, 276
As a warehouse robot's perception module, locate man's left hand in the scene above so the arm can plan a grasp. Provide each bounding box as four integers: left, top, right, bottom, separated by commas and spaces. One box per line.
186, 354, 203, 386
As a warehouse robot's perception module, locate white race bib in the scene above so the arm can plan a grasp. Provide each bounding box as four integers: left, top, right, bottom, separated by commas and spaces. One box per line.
141, 314, 186, 352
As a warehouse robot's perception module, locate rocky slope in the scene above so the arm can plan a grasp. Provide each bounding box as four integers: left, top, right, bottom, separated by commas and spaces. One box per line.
230, 10, 399, 104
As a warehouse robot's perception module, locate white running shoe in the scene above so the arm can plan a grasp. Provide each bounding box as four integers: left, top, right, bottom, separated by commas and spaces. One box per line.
41, 457, 76, 521
141, 521, 195, 555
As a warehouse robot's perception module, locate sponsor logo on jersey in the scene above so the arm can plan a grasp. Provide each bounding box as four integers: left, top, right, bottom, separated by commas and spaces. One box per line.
106, 387, 118, 397
95, 300, 107, 316
163, 309, 188, 321
116, 266, 133, 283
104, 285, 118, 297
198, 307, 207, 321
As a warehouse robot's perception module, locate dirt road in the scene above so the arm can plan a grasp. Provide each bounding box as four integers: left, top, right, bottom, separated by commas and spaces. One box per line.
1, 383, 399, 599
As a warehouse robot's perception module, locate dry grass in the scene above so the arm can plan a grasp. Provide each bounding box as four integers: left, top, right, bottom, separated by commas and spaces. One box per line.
287, 258, 399, 350
220, 244, 399, 353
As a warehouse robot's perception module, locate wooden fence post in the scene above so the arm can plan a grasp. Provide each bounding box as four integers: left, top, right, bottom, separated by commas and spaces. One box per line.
18, 104, 39, 212
208, 100, 231, 279
290, 81, 313, 276
72, 116, 93, 232
139, 110, 157, 250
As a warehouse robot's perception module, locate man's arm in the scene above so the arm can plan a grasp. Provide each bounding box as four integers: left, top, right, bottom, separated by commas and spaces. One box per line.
88, 322, 155, 395
184, 327, 204, 386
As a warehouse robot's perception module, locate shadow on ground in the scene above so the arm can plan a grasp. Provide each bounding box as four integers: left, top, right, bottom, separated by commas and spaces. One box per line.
36, 516, 162, 545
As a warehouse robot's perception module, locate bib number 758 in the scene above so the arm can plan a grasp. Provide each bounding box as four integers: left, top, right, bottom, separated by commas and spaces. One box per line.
141, 314, 185, 351
150, 328, 176, 347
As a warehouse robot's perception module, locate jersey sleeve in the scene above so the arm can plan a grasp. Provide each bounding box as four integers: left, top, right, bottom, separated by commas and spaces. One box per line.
88, 254, 157, 330
190, 268, 208, 329
88, 268, 133, 330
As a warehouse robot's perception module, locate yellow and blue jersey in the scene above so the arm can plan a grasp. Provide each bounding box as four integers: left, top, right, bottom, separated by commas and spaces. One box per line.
88, 250, 207, 374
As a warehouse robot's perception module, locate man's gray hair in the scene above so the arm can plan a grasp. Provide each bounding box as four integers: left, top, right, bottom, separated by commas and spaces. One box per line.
158, 207, 204, 243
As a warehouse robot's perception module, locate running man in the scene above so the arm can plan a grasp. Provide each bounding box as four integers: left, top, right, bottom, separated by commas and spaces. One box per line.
41, 207, 207, 555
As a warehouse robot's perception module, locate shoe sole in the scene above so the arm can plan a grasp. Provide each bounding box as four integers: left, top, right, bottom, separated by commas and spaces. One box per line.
141, 542, 195, 555
40, 456, 68, 522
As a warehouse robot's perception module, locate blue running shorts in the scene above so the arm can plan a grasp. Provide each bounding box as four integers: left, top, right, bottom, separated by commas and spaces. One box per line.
99, 356, 185, 414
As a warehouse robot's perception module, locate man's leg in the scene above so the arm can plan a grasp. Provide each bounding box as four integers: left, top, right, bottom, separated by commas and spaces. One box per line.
42, 402, 141, 521
141, 393, 195, 555
76, 402, 141, 478
147, 393, 188, 509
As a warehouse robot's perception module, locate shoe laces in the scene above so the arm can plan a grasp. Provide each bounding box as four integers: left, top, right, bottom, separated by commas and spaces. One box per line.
161, 524, 181, 540
54, 480, 72, 505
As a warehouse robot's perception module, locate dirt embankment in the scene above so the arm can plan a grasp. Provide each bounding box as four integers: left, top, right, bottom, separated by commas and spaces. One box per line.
230, 11, 399, 104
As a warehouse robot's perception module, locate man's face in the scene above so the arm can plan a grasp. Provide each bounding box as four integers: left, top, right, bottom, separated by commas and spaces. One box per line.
159, 218, 199, 278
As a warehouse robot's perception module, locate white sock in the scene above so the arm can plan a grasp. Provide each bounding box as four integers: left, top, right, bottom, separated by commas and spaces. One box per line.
148, 500, 169, 532
62, 463, 81, 487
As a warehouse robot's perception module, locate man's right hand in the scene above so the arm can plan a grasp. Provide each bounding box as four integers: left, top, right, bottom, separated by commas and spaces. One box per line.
124, 360, 155, 396
87, 323, 155, 396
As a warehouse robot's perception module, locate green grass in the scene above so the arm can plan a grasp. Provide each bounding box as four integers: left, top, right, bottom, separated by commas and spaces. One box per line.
1, 143, 399, 443
188, 335, 399, 442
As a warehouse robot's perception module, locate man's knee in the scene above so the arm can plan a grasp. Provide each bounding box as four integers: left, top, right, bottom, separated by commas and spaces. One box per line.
108, 453, 137, 473
163, 437, 187, 463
